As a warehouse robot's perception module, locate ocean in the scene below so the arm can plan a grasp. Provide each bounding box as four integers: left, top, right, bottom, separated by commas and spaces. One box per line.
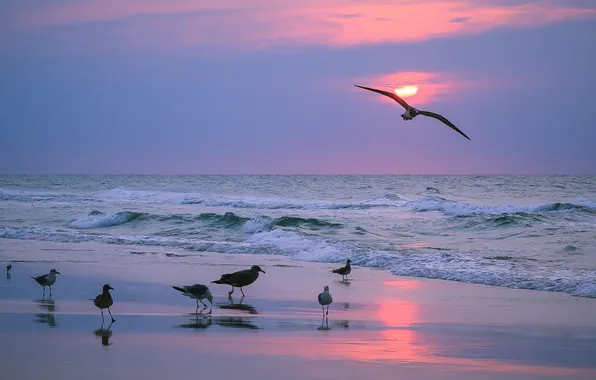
1, 174, 595, 298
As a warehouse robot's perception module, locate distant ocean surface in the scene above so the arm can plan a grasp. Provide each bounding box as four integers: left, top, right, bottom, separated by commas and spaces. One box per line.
1, 175, 595, 298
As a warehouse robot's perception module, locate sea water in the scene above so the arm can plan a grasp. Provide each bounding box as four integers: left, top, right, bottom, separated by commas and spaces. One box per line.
1, 174, 595, 297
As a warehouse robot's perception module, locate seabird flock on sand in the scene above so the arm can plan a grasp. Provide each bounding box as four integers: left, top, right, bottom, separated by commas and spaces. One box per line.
9, 260, 356, 324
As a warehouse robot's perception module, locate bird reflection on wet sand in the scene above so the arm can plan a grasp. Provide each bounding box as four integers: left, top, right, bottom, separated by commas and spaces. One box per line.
215, 316, 259, 330
336, 279, 351, 287
177, 314, 258, 330
333, 320, 350, 329
218, 297, 258, 315
94, 321, 114, 347
317, 318, 331, 331
178, 314, 213, 329
34, 299, 57, 328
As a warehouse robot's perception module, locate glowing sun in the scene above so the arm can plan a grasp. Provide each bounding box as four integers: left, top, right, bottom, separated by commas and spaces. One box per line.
394, 85, 419, 98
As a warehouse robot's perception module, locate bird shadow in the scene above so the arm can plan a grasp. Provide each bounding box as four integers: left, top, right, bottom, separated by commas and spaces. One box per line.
6, 273, 10, 280
218, 296, 258, 315
94, 321, 114, 347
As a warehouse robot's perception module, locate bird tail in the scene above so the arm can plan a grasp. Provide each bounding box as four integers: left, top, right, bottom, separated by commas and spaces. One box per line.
212, 274, 231, 284
331, 269, 339, 274
172, 286, 186, 293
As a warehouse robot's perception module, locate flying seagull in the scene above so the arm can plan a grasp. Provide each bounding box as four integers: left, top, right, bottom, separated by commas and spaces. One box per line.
212, 265, 266, 297
332, 259, 352, 281
318, 285, 333, 317
172, 283, 214, 314
354, 84, 471, 141
92, 284, 116, 323
32, 269, 60, 298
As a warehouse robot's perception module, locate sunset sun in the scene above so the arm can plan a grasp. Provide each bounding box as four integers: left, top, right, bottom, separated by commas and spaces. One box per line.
394, 85, 419, 98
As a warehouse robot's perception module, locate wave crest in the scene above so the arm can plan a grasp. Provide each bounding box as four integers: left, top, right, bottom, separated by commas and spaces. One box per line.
70, 211, 146, 229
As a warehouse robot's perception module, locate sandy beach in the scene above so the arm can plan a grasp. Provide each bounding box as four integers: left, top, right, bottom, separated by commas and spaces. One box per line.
1, 239, 596, 380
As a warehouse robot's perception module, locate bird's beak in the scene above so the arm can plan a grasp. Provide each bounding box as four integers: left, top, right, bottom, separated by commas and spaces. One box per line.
56, 271, 61, 274
109, 286, 114, 290
260, 269, 266, 274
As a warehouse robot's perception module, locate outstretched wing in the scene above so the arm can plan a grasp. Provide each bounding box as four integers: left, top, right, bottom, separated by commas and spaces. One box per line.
418, 110, 471, 141
354, 85, 411, 110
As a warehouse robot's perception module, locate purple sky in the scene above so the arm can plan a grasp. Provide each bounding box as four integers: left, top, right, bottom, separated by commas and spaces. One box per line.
1, 0, 595, 174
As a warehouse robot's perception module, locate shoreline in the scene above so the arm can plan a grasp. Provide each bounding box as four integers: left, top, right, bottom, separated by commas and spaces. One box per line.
2, 239, 596, 379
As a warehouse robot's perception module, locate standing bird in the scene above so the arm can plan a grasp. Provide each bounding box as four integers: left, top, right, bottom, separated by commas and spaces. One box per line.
332, 259, 352, 281
32, 269, 60, 298
354, 84, 471, 141
172, 283, 214, 314
318, 285, 333, 317
93, 284, 115, 323
6, 264, 12, 273
212, 265, 266, 297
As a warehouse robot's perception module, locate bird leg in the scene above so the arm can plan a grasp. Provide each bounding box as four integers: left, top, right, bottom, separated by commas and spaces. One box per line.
326, 305, 329, 316
240, 287, 245, 297
195, 300, 199, 314
42, 286, 46, 298
108, 308, 115, 323
228, 286, 235, 297
49, 285, 52, 297
200, 300, 208, 308
101, 309, 105, 322
321, 305, 325, 317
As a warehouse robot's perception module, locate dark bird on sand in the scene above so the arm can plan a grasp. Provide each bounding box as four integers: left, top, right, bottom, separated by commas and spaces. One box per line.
32, 269, 60, 297
332, 259, 352, 281
212, 265, 266, 297
354, 84, 471, 141
6, 264, 12, 273
93, 284, 116, 323
172, 283, 214, 314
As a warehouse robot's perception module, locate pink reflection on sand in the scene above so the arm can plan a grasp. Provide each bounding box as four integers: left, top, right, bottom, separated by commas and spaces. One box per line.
384, 279, 420, 291
119, 298, 596, 377
9, 1, 596, 50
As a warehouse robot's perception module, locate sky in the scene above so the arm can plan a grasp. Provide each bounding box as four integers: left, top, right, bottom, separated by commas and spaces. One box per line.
1, 0, 595, 175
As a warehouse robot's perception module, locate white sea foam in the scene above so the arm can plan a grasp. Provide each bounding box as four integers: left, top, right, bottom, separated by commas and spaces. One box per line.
1, 225, 595, 298
70, 211, 143, 229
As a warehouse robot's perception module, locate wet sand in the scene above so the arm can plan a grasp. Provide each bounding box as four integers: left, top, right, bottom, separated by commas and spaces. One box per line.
1, 239, 596, 379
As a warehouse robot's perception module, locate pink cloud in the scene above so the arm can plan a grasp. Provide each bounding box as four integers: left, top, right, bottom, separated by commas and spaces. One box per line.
9, 0, 596, 52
